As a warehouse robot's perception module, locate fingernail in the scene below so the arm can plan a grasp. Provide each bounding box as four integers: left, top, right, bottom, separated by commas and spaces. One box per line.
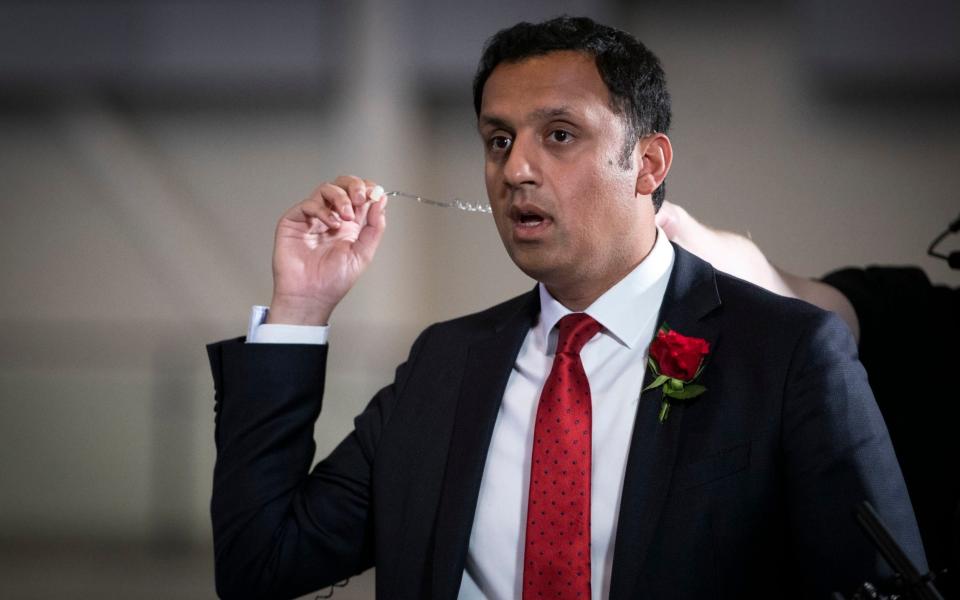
371, 185, 384, 202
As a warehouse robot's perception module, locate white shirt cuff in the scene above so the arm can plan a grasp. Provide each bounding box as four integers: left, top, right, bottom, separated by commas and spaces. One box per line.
246, 305, 329, 345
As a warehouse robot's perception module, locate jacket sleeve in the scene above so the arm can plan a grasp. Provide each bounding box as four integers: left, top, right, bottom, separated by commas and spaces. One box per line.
780, 311, 927, 597
206, 331, 428, 599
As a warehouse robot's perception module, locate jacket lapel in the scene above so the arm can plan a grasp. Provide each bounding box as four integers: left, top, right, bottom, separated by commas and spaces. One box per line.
430, 290, 539, 599
609, 245, 722, 598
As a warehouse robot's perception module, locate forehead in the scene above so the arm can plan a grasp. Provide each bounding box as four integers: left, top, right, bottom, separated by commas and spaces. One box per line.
479, 51, 613, 123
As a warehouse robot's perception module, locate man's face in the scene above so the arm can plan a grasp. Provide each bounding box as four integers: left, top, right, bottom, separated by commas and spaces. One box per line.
478, 51, 657, 304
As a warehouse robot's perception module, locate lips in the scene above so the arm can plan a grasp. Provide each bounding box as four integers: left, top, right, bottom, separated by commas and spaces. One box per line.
518, 212, 544, 227
509, 203, 552, 238
511, 204, 548, 225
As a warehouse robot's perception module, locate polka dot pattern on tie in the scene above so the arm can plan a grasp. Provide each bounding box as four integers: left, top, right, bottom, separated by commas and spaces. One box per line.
523, 313, 602, 599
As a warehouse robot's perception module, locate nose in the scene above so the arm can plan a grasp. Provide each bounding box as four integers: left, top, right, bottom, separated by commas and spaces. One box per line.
503, 134, 540, 189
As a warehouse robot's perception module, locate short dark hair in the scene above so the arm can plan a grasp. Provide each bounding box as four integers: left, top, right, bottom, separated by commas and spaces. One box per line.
472, 16, 671, 209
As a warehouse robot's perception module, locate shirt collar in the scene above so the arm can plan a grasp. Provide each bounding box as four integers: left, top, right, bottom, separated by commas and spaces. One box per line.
537, 227, 675, 350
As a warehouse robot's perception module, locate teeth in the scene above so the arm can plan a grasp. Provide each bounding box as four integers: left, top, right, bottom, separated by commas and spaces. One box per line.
518, 214, 544, 227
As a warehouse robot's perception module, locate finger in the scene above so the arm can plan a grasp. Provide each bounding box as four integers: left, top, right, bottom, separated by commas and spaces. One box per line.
355, 179, 385, 221
655, 201, 691, 240
340, 177, 384, 227
284, 197, 342, 230
357, 181, 385, 226
333, 175, 370, 216
353, 195, 388, 265
305, 198, 344, 230
654, 200, 676, 229
363, 179, 385, 203
317, 182, 355, 222
354, 197, 372, 227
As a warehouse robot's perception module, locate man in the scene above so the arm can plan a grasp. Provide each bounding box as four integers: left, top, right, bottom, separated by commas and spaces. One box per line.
208, 17, 925, 599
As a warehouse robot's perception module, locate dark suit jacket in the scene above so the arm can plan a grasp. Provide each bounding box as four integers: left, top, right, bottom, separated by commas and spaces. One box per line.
208, 246, 925, 599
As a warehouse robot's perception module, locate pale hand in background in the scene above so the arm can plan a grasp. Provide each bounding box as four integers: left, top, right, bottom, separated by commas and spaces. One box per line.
656, 201, 860, 341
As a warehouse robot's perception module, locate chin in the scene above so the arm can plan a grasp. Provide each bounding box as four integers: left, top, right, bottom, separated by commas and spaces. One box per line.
505, 247, 559, 283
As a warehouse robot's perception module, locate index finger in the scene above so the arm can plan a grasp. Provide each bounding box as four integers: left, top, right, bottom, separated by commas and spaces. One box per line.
363, 179, 385, 203
332, 175, 372, 217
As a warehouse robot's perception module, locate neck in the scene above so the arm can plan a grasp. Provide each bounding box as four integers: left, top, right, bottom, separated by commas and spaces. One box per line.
546, 266, 633, 311
546, 232, 658, 311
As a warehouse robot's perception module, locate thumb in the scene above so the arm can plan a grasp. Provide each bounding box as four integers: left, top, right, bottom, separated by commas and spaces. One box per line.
353, 195, 388, 266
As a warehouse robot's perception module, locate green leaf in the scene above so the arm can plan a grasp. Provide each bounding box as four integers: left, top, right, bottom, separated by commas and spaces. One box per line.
647, 357, 660, 376
666, 378, 684, 393
643, 374, 669, 392
658, 400, 671, 423
666, 384, 707, 400
692, 361, 707, 380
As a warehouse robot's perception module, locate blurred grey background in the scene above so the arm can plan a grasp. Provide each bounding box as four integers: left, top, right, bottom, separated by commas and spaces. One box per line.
0, 0, 957, 598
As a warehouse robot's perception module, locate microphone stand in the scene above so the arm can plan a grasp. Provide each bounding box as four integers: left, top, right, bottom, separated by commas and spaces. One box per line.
835, 501, 946, 600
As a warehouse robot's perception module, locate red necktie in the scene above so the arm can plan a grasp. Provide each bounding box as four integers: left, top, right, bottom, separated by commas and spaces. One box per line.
523, 313, 602, 599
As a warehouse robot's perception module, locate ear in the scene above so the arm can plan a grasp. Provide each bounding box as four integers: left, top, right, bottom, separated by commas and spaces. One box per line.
635, 133, 673, 196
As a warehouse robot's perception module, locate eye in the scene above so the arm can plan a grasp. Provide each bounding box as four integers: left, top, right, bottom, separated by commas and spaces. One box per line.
548, 129, 573, 143
488, 135, 512, 152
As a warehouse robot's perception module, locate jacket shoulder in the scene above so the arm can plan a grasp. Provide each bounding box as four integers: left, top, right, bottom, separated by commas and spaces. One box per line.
713, 269, 836, 329
425, 289, 537, 339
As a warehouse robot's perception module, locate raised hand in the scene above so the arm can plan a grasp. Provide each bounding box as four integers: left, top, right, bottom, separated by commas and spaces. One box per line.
267, 175, 388, 325
656, 201, 859, 338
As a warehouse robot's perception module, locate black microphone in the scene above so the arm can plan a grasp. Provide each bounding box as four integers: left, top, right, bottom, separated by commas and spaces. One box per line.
949, 214, 960, 233
928, 212, 960, 270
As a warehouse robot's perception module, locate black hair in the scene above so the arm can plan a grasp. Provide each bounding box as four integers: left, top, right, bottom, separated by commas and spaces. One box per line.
472, 16, 671, 209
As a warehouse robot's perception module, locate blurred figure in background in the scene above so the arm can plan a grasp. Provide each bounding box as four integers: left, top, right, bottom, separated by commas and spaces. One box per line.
657, 201, 960, 590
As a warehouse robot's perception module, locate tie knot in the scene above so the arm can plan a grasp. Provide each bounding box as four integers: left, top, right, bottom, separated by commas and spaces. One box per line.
556, 313, 602, 356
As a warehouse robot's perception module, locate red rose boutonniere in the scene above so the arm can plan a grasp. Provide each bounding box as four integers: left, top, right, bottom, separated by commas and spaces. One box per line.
644, 324, 710, 423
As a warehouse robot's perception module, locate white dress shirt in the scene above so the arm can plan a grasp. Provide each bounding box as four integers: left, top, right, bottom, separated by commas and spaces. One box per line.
458, 231, 673, 599
247, 304, 330, 344
248, 229, 675, 600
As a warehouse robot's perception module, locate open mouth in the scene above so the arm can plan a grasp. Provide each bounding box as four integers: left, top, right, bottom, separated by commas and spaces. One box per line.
517, 211, 545, 227
511, 205, 549, 229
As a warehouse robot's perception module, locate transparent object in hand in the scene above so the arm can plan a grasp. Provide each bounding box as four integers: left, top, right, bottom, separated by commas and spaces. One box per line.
385, 191, 491, 214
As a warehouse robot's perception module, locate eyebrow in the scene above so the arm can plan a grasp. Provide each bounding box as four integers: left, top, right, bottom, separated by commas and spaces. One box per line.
477, 114, 511, 131
530, 106, 575, 121
478, 106, 577, 131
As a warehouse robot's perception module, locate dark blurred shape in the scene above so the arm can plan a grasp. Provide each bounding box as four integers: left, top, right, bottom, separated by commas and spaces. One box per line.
927, 213, 960, 269
0, 0, 621, 109
0, 1, 350, 106
822, 265, 959, 593
799, 0, 960, 103
850, 501, 944, 600
402, 0, 614, 101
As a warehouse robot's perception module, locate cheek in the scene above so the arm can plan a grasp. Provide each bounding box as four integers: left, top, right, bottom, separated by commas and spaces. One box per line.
574, 216, 607, 252
567, 189, 633, 252
484, 159, 501, 184
490, 206, 513, 244
597, 158, 635, 194
492, 210, 509, 233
